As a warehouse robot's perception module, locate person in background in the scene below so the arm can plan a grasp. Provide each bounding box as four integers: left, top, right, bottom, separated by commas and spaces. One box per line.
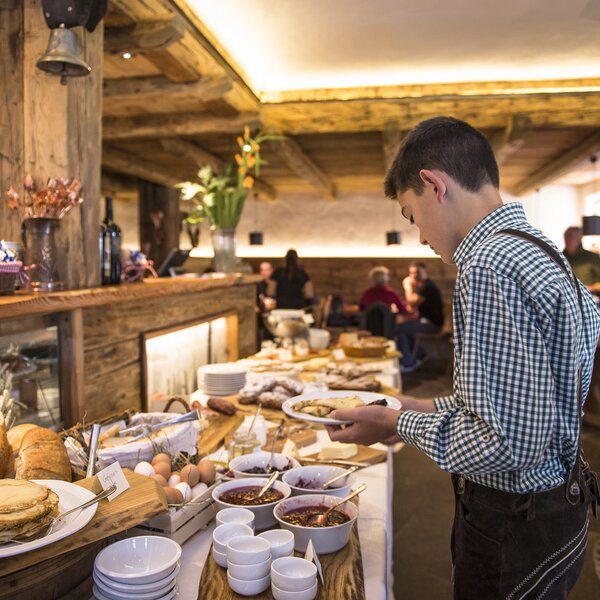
397, 261, 443, 372
256, 261, 275, 345
359, 266, 407, 314
563, 226, 600, 294
326, 116, 600, 599
267, 249, 315, 309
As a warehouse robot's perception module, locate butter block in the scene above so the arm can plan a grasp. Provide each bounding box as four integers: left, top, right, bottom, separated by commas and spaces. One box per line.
281, 438, 301, 461
318, 442, 358, 460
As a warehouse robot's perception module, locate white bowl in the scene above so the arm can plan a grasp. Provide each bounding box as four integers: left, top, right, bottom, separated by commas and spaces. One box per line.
229, 452, 301, 479
93, 564, 180, 593
213, 477, 292, 530
272, 579, 318, 600
282, 466, 355, 498
258, 529, 295, 560
212, 547, 228, 568
92, 584, 178, 600
93, 574, 175, 600
227, 571, 271, 596
95, 536, 182, 584
227, 555, 271, 580
274, 494, 358, 554
308, 328, 330, 350
271, 557, 317, 592
212, 522, 254, 554
226, 535, 271, 566
216, 507, 255, 530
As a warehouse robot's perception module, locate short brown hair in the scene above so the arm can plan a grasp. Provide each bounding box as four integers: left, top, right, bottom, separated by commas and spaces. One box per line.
384, 117, 499, 198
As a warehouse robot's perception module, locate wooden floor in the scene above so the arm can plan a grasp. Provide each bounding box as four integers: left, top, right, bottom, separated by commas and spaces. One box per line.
392, 359, 600, 599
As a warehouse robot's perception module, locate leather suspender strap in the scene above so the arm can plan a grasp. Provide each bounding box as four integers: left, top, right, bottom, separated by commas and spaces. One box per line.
497, 228, 599, 514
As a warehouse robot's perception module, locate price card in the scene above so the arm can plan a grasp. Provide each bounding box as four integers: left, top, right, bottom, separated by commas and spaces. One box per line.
332, 348, 346, 361
95, 462, 130, 501
278, 348, 293, 361
304, 539, 324, 585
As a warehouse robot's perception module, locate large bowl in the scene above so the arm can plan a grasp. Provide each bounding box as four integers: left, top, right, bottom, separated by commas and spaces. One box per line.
282, 466, 355, 498
273, 494, 358, 554
212, 477, 291, 530
229, 452, 301, 479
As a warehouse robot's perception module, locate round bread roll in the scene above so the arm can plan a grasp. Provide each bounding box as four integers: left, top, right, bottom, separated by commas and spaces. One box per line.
15, 427, 71, 482
0, 415, 10, 478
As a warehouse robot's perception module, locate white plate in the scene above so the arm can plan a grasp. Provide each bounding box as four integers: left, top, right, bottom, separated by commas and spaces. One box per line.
282, 390, 402, 425
0, 479, 97, 558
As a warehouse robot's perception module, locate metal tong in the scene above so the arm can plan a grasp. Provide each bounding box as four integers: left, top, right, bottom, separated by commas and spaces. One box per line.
120, 410, 199, 442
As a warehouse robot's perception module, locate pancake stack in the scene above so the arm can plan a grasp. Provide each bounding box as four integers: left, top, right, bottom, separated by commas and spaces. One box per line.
0, 479, 59, 543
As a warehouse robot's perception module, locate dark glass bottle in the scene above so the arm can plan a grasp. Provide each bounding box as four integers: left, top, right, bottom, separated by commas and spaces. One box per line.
100, 196, 122, 285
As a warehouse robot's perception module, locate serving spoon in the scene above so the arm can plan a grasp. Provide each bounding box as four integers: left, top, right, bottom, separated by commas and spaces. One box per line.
256, 470, 280, 499
321, 465, 359, 489
308, 482, 367, 526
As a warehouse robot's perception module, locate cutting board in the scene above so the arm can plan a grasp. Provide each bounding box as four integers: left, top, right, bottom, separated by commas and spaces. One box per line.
198, 523, 365, 600
198, 412, 245, 458
222, 424, 318, 454
303, 444, 387, 466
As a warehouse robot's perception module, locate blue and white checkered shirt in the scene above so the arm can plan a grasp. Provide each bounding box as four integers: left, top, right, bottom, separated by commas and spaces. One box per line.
397, 202, 600, 493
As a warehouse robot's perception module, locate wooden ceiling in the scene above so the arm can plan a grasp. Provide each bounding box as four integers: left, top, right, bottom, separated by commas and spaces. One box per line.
101, 0, 600, 203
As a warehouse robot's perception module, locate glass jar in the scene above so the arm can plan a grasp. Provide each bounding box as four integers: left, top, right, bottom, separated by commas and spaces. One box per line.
228, 431, 260, 462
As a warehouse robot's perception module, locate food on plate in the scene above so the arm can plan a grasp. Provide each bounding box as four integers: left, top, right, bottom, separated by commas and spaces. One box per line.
281, 504, 350, 528
0, 479, 59, 543
318, 442, 358, 460
291, 395, 365, 418
15, 426, 71, 482
238, 377, 303, 409
0, 416, 10, 478
219, 485, 284, 506
207, 397, 238, 416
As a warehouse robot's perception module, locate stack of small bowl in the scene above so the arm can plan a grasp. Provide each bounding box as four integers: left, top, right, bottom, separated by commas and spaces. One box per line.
93, 536, 181, 600
271, 557, 319, 600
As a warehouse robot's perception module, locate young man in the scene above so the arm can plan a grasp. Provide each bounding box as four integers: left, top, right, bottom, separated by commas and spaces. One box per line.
327, 117, 600, 598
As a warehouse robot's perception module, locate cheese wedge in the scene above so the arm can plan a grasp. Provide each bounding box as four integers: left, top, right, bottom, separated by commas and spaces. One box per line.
318, 442, 358, 460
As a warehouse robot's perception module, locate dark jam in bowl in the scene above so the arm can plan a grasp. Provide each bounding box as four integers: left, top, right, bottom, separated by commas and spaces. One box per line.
242, 461, 293, 474
294, 478, 322, 490
219, 486, 284, 506
282, 505, 350, 528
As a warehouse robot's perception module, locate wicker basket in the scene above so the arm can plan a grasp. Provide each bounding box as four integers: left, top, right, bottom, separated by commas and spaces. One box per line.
0, 262, 21, 295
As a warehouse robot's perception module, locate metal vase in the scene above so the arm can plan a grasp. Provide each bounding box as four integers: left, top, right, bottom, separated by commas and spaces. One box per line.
22, 217, 63, 292
210, 228, 237, 274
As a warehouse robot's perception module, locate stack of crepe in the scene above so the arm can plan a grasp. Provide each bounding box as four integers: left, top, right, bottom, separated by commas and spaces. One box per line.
0, 479, 59, 543
292, 395, 365, 417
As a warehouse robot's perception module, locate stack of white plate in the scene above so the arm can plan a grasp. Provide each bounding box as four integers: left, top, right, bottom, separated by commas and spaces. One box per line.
93, 536, 181, 600
198, 363, 247, 396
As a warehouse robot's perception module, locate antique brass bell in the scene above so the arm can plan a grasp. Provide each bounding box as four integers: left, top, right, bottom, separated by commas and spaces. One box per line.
36, 24, 91, 85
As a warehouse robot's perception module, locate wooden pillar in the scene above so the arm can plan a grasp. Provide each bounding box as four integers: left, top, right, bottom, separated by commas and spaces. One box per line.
0, 1, 102, 288
138, 180, 180, 268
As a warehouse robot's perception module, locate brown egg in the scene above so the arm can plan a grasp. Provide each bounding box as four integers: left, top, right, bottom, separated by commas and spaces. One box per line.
180, 464, 200, 487
164, 486, 184, 504
151, 473, 168, 487
152, 453, 172, 466
198, 459, 216, 484
153, 461, 172, 480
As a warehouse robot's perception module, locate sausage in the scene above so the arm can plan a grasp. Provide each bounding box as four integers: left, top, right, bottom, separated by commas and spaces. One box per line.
207, 397, 238, 415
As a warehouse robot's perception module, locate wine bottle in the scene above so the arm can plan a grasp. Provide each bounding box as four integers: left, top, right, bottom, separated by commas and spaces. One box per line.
99, 196, 122, 285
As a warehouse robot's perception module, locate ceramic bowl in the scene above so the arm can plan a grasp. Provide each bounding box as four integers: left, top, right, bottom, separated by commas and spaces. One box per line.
212, 547, 228, 568
95, 536, 182, 584
229, 452, 300, 479
212, 522, 254, 554
282, 466, 355, 498
226, 535, 271, 566
92, 564, 180, 594
227, 571, 271, 596
258, 529, 295, 560
273, 494, 359, 554
212, 477, 292, 530
271, 557, 317, 592
227, 555, 271, 580
272, 580, 318, 600
308, 328, 330, 350
93, 574, 175, 600
92, 584, 178, 600
215, 507, 255, 530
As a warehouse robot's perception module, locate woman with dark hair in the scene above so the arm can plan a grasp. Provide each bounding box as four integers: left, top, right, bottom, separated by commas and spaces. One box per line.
267, 249, 315, 309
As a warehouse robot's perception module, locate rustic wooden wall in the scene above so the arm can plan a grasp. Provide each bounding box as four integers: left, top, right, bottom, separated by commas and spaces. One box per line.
81, 283, 256, 420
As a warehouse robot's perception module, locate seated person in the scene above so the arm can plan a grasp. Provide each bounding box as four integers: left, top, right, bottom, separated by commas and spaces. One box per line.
563, 226, 600, 294
397, 261, 444, 372
359, 266, 407, 314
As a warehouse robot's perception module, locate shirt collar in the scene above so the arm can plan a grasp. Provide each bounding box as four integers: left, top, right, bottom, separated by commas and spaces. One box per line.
453, 202, 528, 266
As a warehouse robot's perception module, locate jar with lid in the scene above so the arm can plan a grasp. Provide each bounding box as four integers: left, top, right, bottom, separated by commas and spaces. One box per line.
228, 431, 260, 462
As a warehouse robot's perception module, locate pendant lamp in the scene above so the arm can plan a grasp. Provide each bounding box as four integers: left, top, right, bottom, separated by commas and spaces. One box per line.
249, 193, 264, 245
386, 200, 401, 245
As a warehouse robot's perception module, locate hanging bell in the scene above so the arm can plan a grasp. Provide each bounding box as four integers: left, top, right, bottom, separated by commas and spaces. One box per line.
36, 24, 91, 85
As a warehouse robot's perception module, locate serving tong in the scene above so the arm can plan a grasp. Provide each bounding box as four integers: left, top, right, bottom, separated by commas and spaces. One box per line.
119, 410, 199, 442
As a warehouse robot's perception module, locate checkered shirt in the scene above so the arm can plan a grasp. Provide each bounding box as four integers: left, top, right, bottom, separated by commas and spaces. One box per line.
396, 202, 600, 492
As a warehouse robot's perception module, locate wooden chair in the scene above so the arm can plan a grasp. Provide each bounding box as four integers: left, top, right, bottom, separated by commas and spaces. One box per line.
359, 302, 396, 339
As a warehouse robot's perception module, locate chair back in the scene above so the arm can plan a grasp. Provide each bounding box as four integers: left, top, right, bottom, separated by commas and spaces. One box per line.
359, 302, 396, 339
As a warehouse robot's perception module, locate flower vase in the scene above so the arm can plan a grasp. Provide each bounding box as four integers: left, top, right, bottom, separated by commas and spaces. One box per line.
22, 217, 63, 292
211, 228, 237, 274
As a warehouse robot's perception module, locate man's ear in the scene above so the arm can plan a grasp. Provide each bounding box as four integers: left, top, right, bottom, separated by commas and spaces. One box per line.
419, 169, 447, 202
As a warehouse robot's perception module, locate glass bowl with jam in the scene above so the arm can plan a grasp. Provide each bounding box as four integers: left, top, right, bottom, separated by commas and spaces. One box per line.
229, 451, 301, 480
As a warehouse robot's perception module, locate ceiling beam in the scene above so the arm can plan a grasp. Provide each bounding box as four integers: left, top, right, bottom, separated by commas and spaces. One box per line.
491, 114, 533, 166
510, 130, 600, 196
101, 170, 138, 194
102, 147, 180, 188
103, 112, 261, 140
104, 16, 185, 52
382, 120, 404, 171
279, 137, 337, 200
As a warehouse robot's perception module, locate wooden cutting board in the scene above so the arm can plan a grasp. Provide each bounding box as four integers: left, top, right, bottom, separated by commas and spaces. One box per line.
197, 523, 365, 600
198, 412, 245, 458
303, 444, 387, 466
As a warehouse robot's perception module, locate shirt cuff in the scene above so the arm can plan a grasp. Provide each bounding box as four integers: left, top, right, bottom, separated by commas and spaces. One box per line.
433, 395, 455, 411
395, 410, 429, 447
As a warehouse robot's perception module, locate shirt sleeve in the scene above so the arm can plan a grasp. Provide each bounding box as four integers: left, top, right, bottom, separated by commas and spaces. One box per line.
396, 266, 562, 476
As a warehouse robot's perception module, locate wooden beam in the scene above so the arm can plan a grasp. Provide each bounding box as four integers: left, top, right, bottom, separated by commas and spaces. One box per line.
102, 147, 180, 188
101, 170, 138, 194
491, 115, 533, 166
104, 16, 185, 52
103, 112, 261, 140
510, 130, 600, 196
251, 179, 277, 202
382, 120, 403, 171
279, 137, 336, 200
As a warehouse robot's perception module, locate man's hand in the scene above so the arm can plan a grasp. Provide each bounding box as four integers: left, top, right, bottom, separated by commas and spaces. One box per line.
325, 406, 400, 445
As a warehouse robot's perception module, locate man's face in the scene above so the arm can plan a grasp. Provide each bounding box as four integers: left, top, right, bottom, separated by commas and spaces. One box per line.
259, 262, 273, 280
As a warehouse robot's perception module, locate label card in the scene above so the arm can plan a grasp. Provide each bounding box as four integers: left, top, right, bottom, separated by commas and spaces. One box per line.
95, 461, 130, 501
332, 348, 346, 361
304, 539, 324, 585
277, 348, 293, 361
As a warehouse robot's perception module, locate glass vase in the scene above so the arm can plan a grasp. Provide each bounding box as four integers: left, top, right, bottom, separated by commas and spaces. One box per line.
211, 228, 237, 274
22, 217, 63, 292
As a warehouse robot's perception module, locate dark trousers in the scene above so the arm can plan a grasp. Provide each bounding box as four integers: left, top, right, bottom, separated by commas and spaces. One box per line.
451, 475, 590, 600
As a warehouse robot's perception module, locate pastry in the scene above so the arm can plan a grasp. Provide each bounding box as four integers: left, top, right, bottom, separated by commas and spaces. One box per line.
292, 395, 365, 417
15, 427, 72, 482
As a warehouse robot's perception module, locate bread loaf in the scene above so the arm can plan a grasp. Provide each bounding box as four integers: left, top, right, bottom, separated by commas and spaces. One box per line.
5, 423, 38, 478
15, 427, 71, 482
0, 416, 9, 478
